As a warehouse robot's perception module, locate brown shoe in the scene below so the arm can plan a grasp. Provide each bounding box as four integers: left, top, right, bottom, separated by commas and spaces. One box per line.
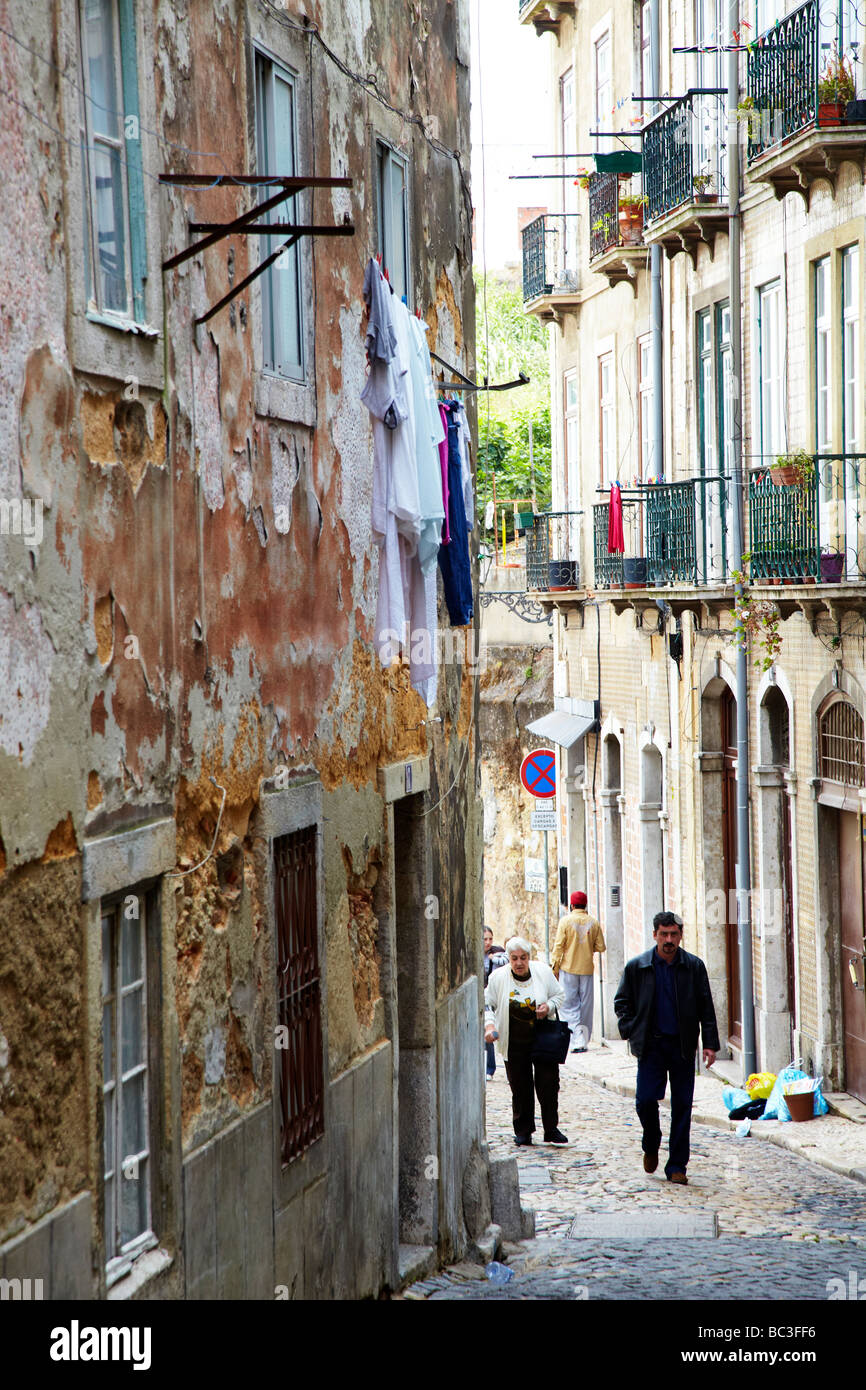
667, 1171, 688, 1185
643, 1152, 659, 1174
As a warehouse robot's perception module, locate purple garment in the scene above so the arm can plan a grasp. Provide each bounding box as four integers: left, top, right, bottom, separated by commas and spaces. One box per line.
438, 403, 451, 544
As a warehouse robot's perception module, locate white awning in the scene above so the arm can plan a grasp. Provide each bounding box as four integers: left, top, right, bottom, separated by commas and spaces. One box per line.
525, 710, 597, 749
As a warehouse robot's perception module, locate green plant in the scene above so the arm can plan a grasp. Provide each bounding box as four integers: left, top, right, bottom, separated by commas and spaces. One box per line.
732, 554, 782, 671
576, 170, 592, 190
775, 447, 814, 486
591, 214, 616, 235
692, 172, 715, 193
619, 192, 648, 209
818, 49, 855, 104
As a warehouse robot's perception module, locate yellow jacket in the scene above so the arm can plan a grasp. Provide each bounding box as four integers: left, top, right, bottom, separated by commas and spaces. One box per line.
551, 909, 606, 977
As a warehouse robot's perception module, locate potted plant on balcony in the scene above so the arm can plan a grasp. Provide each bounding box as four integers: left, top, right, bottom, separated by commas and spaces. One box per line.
769, 447, 813, 488
817, 50, 855, 125
692, 172, 717, 204
591, 213, 617, 243
618, 193, 647, 245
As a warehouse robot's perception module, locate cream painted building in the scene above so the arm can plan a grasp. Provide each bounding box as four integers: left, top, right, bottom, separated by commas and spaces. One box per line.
518, 0, 866, 1100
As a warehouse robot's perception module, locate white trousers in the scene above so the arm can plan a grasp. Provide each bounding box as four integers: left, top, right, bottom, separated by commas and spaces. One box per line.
560, 971, 594, 1049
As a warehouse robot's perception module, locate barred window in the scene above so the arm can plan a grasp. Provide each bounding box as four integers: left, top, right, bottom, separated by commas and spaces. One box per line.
819, 697, 865, 787
274, 826, 324, 1164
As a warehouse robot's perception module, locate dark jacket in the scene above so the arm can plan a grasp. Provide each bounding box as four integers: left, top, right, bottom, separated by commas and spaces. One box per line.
614, 947, 720, 1060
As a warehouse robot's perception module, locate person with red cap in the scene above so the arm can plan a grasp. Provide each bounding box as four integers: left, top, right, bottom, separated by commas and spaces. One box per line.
550, 891, 606, 1052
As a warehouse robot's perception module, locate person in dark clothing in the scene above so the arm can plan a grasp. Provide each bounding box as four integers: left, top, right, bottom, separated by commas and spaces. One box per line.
483, 927, 507, 1079
614, 911, 719, 1185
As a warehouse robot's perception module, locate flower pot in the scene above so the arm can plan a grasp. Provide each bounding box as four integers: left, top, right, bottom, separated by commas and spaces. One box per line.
694, 192, 718, 204
770, 464, 799, 486
821, 552, 844, 583
845, 99, 866, 123
618, 219, 642, 246
785, 1090, 815, 1122
623, 556, 648, 589
817, 101, 844, 126
548, 559, 580, 591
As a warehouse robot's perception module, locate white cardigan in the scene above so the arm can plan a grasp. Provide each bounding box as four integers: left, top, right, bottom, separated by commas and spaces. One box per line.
484, 960, 566, 1058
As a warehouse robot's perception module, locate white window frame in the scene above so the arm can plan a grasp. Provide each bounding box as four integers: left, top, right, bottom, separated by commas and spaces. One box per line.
638, 335, 654, 480
255, 50, 304, 382
598, 350, 615, 487
814, 256, 832, 454
841, 245, 860, 455
376, 140, 411, 306
757, 280, 785, 464
594, 31, 612, 153
102, 889, 156, 1286
77, 0, 136, 323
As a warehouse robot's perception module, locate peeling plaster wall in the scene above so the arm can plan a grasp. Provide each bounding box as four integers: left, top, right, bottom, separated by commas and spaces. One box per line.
0, 0, 479, 1290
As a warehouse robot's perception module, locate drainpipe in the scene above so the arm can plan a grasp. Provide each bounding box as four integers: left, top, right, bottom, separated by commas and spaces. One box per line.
728, 0, 757, 1078
650, 0, 663, 486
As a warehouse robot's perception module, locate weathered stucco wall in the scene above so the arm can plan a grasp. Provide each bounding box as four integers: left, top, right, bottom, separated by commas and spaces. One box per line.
0, 0, 482, 1290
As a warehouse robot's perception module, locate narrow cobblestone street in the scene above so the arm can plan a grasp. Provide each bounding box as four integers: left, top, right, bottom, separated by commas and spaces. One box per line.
407, 1046, 866, 1302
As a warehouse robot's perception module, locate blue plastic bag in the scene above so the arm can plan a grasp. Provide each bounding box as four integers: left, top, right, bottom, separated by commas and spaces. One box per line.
760, 1065, 829, 1121
722, 1085, 752, 1112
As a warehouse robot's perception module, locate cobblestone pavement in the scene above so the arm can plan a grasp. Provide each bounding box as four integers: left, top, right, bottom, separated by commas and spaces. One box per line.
407, 1047, 866, 1302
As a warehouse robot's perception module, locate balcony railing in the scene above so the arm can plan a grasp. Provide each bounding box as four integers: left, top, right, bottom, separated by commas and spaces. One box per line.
593, 503, 625, 588
521, 213, 579, 302
748, 454, 866, 580
745, 0, 819, 159
643, 92, 728, 222
593, 478, 731, 588
526, 511, 582, 591
588, 172, 620, 258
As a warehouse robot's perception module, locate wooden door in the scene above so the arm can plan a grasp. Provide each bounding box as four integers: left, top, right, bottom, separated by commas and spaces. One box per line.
721, 689, 742, 1045
839, 811, 866, 1102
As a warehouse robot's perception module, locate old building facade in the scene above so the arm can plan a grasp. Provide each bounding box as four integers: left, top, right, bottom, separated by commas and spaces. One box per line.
519, 0, 866, 1099
0, 0, 499, 1300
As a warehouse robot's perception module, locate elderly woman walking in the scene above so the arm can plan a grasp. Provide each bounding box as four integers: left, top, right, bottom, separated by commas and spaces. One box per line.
484, 937, 568, 1146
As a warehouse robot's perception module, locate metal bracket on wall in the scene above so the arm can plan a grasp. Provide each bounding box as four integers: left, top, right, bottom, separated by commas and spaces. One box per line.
430, 351, 530, 394
478, 591, 553, 624
159, 174, 354, 326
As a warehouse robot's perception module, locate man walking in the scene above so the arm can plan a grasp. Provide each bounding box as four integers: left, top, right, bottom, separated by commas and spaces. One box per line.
614, 911, 719, 1185
550, 891, 605, 1053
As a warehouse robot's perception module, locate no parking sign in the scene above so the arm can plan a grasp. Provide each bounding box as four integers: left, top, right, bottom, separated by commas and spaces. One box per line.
520, 748, 556, 799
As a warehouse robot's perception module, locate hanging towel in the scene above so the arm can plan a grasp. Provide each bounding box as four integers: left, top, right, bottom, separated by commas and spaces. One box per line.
607, 481, 625, 554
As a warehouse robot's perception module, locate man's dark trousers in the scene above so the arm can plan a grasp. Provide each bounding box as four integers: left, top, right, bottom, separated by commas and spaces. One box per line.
635, 1034, 695, 1177
505, 1041, 559, 1137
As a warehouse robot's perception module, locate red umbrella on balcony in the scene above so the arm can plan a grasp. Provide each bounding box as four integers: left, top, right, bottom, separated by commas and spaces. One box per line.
607, 481, 625, 553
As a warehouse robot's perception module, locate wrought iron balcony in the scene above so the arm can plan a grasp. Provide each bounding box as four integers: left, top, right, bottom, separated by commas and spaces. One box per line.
521, 213, 580, 313
594, 479, 732, 590
588, 173, 621, 259
646, 478, 730, 585
526, 511, 583, 592
592, 503, 625, 589
744, 1, 866, 198
747, 454, 866, 582
641, 93, 728, 261
586, 173, 648, 291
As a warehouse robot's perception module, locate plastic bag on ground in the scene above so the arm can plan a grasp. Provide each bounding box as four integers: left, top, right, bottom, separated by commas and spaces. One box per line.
761, 1065, 830, 1121
485, 1261, 514, 1285
746, 1071, 776, 1100
722, 1085, 752, 1112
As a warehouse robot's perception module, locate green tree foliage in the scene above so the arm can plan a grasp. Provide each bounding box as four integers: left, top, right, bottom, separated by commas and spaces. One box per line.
474, 271, 552, 536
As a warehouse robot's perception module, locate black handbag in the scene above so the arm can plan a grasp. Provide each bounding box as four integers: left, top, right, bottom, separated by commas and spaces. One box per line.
530, 1016, 572, 1065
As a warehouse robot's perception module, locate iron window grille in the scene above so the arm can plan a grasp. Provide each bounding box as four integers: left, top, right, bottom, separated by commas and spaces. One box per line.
274, 826, 324, 1164
819, 697, 865, 787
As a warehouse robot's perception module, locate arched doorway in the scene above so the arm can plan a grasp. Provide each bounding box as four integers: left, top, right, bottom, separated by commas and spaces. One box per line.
816, 694, 866, 1102
639, 740, 665, 949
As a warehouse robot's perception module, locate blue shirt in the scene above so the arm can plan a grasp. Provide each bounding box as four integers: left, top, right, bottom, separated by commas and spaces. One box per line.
652, 948, 679, 1035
